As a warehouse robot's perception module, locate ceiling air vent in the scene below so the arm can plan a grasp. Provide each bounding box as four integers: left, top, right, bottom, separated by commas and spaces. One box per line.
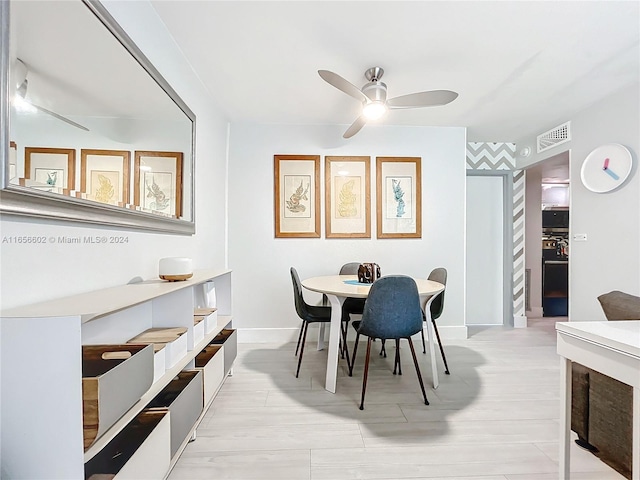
537, 121, 571, 153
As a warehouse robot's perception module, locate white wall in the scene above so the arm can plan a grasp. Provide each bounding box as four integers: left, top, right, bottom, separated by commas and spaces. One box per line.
227, 124, 467, 342
0, 1, 229, 310
516, 82, 640, 320
569, 83, 640, 319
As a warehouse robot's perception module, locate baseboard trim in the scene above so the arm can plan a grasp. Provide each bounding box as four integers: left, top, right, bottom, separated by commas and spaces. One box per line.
237, 327, 303, 345
237, 324, 468, 343
514, 315, 528, 328
436, 325, 468, 340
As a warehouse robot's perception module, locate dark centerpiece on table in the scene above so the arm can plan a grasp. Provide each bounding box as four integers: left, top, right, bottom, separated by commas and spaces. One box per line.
357, 263, 381, 283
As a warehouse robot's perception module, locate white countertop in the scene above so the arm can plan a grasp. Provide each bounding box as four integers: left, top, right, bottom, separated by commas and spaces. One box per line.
556, 320, 640, 358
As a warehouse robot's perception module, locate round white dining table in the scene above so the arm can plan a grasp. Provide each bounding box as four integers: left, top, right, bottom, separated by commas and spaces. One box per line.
301, 274, 444, 393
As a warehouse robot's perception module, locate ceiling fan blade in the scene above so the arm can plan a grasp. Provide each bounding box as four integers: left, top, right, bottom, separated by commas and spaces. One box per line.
319, 70, 368, 103
14, 60, 90, 131
343, 115, 367, 139
387, 90, 458, 109
30, 103, 90, 131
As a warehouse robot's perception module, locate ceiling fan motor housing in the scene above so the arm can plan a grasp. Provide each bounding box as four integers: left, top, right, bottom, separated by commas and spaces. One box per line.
362, 81, 387, 103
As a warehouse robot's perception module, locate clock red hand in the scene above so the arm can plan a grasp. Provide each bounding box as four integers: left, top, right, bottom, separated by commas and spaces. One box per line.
603, 158, 610, 170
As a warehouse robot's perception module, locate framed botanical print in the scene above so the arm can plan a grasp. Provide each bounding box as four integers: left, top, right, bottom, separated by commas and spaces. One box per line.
80, 149, 130, 206
274, 154, 320, 238
325, 156, 370, 238
24, 147, 76, 192
376, 156, 422, 238
133, 151, 183, 217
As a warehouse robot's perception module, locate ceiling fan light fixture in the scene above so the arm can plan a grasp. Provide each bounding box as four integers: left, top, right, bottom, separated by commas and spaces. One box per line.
362, 101, 387, 120
12, 94, 37, 113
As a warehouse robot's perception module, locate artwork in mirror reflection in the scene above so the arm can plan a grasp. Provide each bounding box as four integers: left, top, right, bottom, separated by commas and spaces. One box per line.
80, 150, 130, 206
4, 0, 195, 227
24, 147, 75, 192
134, 151, 182, 217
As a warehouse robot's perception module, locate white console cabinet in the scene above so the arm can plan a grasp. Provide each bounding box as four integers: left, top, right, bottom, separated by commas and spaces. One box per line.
1, 269, 234, 479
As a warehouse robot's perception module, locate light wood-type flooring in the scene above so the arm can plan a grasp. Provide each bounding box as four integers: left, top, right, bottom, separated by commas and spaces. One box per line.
169, 318, 625, 480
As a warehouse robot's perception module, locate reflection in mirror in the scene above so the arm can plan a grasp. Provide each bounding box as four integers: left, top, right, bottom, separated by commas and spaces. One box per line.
1, 0, 195, 233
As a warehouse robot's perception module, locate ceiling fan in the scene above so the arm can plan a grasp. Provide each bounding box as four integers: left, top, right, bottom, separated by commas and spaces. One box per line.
318, 66, 458, 139
13, 58, 89, 132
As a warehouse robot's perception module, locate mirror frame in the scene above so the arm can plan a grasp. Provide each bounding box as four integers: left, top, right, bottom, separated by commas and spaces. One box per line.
0, 0, 196, 235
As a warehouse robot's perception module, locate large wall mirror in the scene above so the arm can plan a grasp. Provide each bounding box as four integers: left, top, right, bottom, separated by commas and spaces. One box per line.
0, 0, 196, 234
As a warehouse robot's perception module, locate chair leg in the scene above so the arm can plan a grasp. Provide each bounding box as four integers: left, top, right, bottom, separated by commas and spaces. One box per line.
431, 318, 450, 374
296, 322, 309, 378
380, 339, 387, 357
407, 338, 429, 405
349, 332, 360, 376
341, 319, 352, 360
295, 323, 304, 357
393, 339, 402, 375
359, 337, 373, 410
342, 322, 352, 373
421, 324, 426, 354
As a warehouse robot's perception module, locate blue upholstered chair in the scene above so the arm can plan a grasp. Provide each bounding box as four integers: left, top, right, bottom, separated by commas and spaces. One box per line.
290, 267, 332, 378
349, 275, 429, 410
420, 267, 450, 374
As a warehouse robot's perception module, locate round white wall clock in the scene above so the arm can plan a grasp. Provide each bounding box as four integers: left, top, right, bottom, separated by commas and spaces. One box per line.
580, 143, 633, 193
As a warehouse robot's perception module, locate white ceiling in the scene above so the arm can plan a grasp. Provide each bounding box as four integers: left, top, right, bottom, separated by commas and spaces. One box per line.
150, 1, 639, 143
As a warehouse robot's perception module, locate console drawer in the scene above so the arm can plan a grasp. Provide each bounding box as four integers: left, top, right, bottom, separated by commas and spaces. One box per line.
84, 410, 170, 479
210, 329, 237, 374
195, 344, 225, 406
146, 370, 203, 458
82, 344, 154, 451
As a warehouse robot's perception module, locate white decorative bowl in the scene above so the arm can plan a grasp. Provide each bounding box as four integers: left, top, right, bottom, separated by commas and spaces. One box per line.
158, 257, 193, 282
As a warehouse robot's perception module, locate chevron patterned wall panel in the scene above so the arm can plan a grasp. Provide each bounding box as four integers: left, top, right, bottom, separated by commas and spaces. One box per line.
512, 169, 526, 321
466, 142, 526, 325
466, 142, 516, 170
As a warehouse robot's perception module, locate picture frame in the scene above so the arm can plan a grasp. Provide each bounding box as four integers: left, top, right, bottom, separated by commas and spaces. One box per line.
9, 141, 17, 184
376, 156, 422, 238
133, 151, 183, 217
325, 156, 371, 238
274, 154, 320, 238
80, 149, 130, 206
24, 147, 76, 192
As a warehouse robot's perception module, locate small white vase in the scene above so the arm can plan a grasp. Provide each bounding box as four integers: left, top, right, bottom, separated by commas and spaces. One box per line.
203, 281, 217, 308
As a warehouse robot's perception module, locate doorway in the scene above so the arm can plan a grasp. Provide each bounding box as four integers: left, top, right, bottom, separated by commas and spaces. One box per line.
465, 172, 513, 326
523, 151, 570, 320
